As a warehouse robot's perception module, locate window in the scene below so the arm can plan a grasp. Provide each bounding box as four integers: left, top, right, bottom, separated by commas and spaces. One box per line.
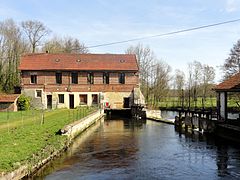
56, 72, 62, 84
103, 72, 109, 84
36, 90, 42, 98
119, 73, 125, 84
71, 72, 78, 84
31, 75, 37, 84
58, 94, 64, 103
87, 72, 94, 84
80, 94, 87, 105
92, 94, 98, 104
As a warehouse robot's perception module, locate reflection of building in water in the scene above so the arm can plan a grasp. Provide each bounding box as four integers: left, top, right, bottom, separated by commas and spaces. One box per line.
216, 145, 229, 177
87, 120, 139, 168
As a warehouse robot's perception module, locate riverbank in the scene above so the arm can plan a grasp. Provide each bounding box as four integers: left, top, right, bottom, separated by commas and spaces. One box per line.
0, 107, 102, 180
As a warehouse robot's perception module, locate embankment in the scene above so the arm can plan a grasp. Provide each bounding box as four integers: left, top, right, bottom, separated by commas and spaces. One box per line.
0, 109, 104, 180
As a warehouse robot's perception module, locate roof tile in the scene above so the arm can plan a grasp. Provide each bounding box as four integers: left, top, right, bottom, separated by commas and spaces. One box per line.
0, 94, 20, 103
19, 53, 139, 71
215, 72, 240, 90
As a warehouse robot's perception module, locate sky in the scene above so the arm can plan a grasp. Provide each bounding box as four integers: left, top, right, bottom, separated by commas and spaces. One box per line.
1, 0, 240, 83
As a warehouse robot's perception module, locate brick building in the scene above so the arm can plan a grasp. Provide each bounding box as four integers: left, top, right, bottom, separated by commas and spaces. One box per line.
19, 53, 144, 109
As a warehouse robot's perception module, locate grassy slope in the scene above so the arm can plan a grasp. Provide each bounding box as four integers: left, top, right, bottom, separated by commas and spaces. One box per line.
0, 107, 94, 173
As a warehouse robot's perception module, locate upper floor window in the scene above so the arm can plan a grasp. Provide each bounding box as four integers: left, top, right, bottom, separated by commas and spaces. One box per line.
31, 75, 37, 84
71, 72, 78, 84
56, 72, 62, 84
103, 72, 109, 84
119, 73, 125, 84
87, 72, 94, 84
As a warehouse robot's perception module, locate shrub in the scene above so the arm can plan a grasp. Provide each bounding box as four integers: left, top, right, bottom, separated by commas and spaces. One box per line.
17, 95, 31, 110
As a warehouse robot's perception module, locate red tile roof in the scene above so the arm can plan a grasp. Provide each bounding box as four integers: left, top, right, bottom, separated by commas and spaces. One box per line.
19, 53, 139, 71
0, 94, 20, 103
215, 72, 240, 91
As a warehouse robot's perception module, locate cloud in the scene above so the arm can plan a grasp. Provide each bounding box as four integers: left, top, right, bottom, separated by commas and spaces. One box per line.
225, 0, 240, 12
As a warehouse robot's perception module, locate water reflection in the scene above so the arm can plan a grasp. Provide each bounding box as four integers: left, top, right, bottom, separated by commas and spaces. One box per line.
217, 144, 229, 177
34, 117, 240, 180
175, 127, 240, 179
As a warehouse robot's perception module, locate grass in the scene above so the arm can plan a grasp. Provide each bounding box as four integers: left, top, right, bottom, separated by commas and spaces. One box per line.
0, 107, 96, 173
150, 97, 240, 109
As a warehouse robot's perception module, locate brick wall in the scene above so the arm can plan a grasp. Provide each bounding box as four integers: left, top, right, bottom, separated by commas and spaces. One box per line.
21, 71, 139, 92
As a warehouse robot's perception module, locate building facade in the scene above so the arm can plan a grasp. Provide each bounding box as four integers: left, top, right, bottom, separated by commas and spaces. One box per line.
19, 53, 144, 109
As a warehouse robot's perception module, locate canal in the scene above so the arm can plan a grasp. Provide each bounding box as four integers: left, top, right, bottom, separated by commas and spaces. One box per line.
35, 117, 240, 179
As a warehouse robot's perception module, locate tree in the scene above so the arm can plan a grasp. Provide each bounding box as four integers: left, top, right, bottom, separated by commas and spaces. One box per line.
202, 64, 215, 106
125, 44, 155, 101
174, 69, 185, 106
151, 61, 171, 106
21, 20, 50, 53
223, 39, 240, 80
185, 61, 215, 108
0, 19, 28, 92
42, 36, 89, 53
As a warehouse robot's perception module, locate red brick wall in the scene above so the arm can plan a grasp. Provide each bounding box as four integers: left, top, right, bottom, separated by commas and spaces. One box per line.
79, 72, 88, 84
110, 73, 119, 84
21, 71, 139, 92
94, 72, 102, 84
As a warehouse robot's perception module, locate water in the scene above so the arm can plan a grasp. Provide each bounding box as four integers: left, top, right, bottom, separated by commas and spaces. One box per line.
35, 118, 240, 180
161, 110, 178, 120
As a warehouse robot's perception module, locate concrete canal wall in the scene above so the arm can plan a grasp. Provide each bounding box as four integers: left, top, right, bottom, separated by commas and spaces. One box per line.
61, 110, 104, 138
146, 109, 175, 124
0, 110, 104, 180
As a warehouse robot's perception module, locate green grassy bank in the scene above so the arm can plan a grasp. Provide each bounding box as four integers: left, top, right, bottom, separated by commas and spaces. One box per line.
0, 107, 95, 174
151, 97, 240, 110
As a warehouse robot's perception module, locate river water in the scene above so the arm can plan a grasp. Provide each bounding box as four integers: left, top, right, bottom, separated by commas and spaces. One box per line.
35, 117, 240, 180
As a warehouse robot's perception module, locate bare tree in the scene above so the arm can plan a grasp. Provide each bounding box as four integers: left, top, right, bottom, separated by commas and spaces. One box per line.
0, 19, 28, 92
174, 69, 185, 106
202, 64, 215, 107
222, 39, 240, 80
42, 36, 89, 53
21, 20, 50, 53
151, 61, 171, 106
126, 44, 155, 102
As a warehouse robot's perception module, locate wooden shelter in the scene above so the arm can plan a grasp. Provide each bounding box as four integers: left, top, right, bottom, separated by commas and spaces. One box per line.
214, 73, 240, 121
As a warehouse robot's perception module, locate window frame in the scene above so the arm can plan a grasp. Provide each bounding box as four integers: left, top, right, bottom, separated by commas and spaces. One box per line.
58, 94, 64, 103
87, 72, 94, 84
79, 94, 88, 105
103, 72, 109, 84
35, 90, 42, 98
30, 75, 37, 84
71, 72, 78, 84
92, 94, 98, 104
56, 72, 62, 84
118, 72, 125, 84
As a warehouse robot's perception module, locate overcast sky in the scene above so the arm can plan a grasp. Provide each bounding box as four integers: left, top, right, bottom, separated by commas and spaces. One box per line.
1, 0, 240, 82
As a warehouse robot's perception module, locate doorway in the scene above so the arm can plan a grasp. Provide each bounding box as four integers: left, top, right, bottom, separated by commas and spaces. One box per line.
47, 95, 52, 109
123, 97, 130, 108
69, 94, 74, 109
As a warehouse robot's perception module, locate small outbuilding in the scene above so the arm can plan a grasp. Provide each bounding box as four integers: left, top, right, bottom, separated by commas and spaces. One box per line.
0, 94, 20, 112
214, 73, 240, 121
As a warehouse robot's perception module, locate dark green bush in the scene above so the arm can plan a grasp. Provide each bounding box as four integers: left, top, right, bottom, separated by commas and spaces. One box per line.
17, 95, 31, 110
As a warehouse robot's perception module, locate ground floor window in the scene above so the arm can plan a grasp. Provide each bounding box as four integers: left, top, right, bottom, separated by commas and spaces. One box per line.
36, 90, 42, 98
58, 94, 64, 103
80, 94, 87, 105
92, 94, 98, 104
